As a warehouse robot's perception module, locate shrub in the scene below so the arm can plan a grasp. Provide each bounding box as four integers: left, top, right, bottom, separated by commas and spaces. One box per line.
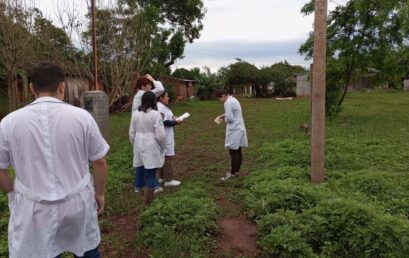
303, 199, 409, 257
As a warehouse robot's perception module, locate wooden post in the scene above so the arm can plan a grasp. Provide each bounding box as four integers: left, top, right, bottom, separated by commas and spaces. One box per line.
311, 0, 328, 184
91, 0, 99, 91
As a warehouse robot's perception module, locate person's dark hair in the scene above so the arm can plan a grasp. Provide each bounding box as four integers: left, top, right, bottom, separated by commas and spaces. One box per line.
135, 77, 153, 91
158, 91, 168, 100
138, 91, 157, 112
215, 88, 229, 98
29, 61, 65, 93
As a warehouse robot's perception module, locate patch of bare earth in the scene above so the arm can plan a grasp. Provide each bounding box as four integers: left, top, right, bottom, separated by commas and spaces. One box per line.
212, 195, 259, 258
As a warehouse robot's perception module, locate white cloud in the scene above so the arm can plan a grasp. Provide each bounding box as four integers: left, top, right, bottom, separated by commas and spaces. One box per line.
34, 0, 348, 72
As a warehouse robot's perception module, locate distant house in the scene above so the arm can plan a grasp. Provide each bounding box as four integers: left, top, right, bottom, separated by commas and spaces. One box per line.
296, 68, 388, 97
0, 71, 92, 118
296, 73, 311, 97
158, 76, 197, 100
64, 73, 92, 107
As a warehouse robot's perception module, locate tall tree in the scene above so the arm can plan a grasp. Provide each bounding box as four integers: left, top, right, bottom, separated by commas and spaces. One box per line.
300, 0, 409, 116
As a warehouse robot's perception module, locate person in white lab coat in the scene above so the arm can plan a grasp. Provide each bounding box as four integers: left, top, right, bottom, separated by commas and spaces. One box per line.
215, 89, 248, 181
157, 92, 182, 187
132, 74, 164, 113
0, 61, 109, 258
131, 75, 165, 193
129, 91, 166, 206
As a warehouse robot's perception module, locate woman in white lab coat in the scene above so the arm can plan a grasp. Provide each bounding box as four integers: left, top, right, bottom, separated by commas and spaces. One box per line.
216, 89, 248, 181
131, 74, 164, 193
129, 91, 166, 205
157, 92, 182, 187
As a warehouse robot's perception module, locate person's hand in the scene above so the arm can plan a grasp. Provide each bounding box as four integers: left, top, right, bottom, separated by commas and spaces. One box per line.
95, 194, 105, 214
145, 74, 154, 82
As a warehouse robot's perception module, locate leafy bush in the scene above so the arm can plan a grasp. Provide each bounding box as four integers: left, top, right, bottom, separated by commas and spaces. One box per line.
0, 193, 8, 257
241, 167, 335, 219
137, 182, 217, 257
303, 199, 409, 257
245, 136, 409, 257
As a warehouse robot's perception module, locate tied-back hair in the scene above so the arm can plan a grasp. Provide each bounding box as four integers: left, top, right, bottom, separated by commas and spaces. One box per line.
215, 88, 230, 98
138, 91, 158, 112
135, 76, 154, 92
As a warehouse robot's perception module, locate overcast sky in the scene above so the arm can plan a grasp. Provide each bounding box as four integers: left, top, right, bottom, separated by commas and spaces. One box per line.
36, 0, 348, 72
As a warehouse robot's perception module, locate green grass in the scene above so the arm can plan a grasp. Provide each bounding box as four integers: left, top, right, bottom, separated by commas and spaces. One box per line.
0, 91, 409, 257
240, 91, 409, 257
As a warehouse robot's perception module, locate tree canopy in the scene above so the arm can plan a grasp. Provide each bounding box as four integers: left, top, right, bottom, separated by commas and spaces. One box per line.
300, 0, 409, 117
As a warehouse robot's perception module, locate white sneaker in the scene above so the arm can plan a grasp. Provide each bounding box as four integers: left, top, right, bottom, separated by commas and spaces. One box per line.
154, 187, 163, 194
221, 173, 237, 181
135, 188, 142, 193
158, 178, 165, 184
164, 180, 181, 187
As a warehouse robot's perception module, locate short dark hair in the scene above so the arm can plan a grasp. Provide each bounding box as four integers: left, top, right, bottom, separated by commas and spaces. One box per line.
135, 77, 153, 90
215, 89, 229, 98
30, 61, 65, 93
139, 91, 158, 112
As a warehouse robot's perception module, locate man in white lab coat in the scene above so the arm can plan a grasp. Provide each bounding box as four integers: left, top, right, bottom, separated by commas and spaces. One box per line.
0, 62, 109, 258
216, 89, 248, 181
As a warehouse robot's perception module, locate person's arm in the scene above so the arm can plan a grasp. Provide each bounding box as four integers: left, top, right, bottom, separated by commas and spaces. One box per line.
154, 114, 167, 148
0, 170, 13, 193
87, 115, 110, 214
146, 74, 165, 97
129, 114, 136, 144
224, 102, 235, 123
163, 120, 178, 127
0, 123, 12, 193
91, 157, 107, 214
131, 93, 141, 114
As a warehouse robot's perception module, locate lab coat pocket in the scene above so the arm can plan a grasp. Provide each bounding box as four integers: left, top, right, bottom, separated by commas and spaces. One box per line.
7, 191, 15, 210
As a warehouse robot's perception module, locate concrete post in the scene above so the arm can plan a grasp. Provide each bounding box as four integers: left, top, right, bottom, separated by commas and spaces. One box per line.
81, 91, 109, 142
311, 0, 328, 184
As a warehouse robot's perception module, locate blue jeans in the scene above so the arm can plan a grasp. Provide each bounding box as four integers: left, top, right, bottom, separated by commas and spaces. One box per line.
135, 166, 159, 189
54, 246, 100, 258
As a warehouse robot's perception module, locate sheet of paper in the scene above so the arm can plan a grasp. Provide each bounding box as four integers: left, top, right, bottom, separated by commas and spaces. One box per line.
214, 116, 223, 124
177, 112, 190, 121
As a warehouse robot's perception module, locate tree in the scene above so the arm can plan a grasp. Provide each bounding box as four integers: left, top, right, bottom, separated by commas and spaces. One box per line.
121, 0, 206, 68
270, 61, 306, 97
74, 0, 206, 109
300, 0, 409, 117
0, 0, 36, 111
223, 59, 258, 95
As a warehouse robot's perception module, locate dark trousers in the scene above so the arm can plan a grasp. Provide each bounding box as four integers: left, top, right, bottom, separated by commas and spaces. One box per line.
55, 246, 100, 258
229, 147, 242, 174
159, 156, 174, 181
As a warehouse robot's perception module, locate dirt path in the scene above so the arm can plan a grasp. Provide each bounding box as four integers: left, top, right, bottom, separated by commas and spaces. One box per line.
175, 116, 259, 257
101, 102, 259, 257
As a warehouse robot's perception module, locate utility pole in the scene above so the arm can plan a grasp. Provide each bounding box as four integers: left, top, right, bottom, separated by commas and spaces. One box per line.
81, 0, 109, 142
91, 0, 99, 91
310, 0, 328, 184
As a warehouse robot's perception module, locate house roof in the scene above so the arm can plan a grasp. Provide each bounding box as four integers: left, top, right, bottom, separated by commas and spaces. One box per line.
159, 75, 197, 83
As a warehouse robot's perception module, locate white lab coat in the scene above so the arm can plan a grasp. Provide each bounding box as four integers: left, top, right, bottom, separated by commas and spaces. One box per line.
0, 97, 109, 258
224, 96, 248, 150
131, 80, 165, 113
129, 109, 166, 169
157, 102, 175, 156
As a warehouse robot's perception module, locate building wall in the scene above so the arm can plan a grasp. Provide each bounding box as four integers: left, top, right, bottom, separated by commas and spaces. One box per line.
158, 76, 196, 100
65, 77, 89, 106
296, 74, 311, 97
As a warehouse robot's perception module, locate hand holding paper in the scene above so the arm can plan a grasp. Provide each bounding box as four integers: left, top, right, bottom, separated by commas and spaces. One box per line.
214, 115, 224, 125
176, 112, 190, 122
